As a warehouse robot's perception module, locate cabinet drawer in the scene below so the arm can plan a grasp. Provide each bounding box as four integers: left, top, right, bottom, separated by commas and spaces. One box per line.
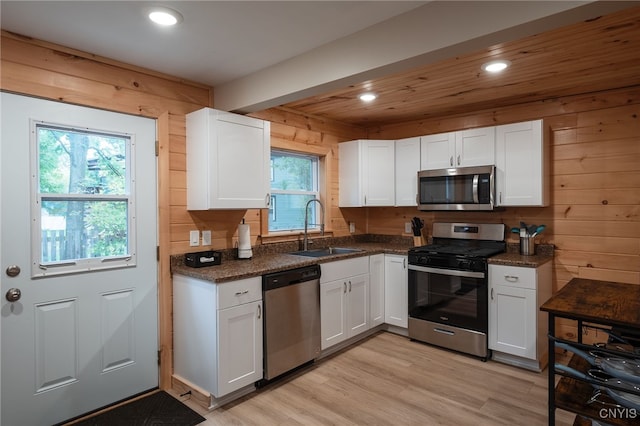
217, 276, 262, 309
489, 264, 536, 290
320, 256, 369, 283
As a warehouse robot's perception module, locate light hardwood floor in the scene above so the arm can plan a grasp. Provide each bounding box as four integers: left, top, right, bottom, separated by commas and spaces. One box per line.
174, 332, 576, 426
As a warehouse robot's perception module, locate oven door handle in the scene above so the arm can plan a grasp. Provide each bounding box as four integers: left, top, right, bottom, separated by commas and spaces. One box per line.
408, 264, 485, 279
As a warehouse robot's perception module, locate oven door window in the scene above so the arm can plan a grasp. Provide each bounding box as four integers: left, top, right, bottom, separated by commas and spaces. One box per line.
408, 269, 487, 332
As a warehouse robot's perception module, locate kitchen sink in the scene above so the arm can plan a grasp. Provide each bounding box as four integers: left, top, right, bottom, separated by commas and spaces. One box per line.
288, 247, 364, 258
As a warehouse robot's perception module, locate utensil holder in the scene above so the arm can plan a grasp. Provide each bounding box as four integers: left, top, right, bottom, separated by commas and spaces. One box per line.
520, 236, 535, 256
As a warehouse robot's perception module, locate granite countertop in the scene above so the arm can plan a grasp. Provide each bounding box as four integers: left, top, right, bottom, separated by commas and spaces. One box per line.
488, 243, 554, 268
171, 236, 556, 282
171, 236, 413, 283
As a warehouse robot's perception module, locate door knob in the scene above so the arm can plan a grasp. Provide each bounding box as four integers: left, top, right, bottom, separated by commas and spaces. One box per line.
6, 265, 20, 277
5, 288, 21, 302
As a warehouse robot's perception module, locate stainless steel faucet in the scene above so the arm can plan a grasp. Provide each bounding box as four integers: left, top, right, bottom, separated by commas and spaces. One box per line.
303, 198, 325, 251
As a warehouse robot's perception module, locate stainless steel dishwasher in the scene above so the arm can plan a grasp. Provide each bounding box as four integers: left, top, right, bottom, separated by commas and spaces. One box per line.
262, 264, 321, 381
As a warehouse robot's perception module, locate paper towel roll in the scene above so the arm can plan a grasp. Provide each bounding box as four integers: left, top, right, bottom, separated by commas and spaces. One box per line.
237, 223, 252, 259
238, 223, 251, 249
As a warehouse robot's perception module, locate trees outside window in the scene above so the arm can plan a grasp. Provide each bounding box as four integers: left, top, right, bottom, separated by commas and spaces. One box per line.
269, 151, 319, 232
36, 124, 134, 271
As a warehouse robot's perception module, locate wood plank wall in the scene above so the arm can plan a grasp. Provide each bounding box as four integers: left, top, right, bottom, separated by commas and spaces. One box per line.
367, 88, 640, 291
367, 88, 640, 342
3, 27, 639, 383
0, 31, 367, 391
0, 31, 213, 390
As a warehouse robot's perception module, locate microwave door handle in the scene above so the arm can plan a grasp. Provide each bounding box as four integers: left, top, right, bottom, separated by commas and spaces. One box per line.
472, 174, 479, 203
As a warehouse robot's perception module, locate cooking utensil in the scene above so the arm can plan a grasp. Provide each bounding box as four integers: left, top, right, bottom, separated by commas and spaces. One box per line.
510, 227, 520, 234
590, 324, 640, 355
411, 217, 424, 236
531, 225, 545, 237
527, 224, 537, 235
557, 342, 640, 385
555, 363, 640, 411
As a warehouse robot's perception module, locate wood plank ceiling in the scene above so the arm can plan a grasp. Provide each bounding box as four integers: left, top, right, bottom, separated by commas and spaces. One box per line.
281, 5, 640, 128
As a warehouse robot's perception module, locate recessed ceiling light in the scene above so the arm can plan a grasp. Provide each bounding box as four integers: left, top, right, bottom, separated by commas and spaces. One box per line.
148, 7, 183, 26
359, 93, 377, 102
481, 60, 511, 73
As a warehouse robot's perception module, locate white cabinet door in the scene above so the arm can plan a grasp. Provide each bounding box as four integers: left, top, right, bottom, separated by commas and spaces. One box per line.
420, 132, 456, 170
384, 255, 408, 328
187, 107, 270, 210
320, 266, 370, 350
421, 127, 495, 170
395, 137, 421, 206
346, 274, 370, 336
369, 254, 385, 327
339, 140, 395, 207
217, 300, 263, 397
362, 140, 395, 206
456, 126, 495, 167
495, 119, 548, 206
489, 284, 537, 359
320, 279, 348, 350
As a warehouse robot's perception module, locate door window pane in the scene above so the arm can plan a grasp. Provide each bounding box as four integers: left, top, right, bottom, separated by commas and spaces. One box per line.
34, 123, 135, 275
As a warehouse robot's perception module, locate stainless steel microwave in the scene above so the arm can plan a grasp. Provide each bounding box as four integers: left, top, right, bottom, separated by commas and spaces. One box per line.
417, 165, 495, 211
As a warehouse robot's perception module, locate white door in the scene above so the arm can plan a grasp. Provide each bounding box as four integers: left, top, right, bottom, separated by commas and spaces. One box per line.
455, 126, 495, 167
217, 300, 263, 397
489, 284, 536, 359
384, 255, 408, 328
1, 93, 158, 425
320, 280, 347, 350
420, 132, 456, 170
361, 140, 395, 206
346, 274, 369, 337
394, 137, 420, 206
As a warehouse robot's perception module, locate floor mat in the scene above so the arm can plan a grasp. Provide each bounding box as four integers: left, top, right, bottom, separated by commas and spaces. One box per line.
73, 391, 205, 426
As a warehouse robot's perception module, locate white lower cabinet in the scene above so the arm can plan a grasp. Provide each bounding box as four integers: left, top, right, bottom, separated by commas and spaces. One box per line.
173, 275, 263, 400
488, 262, 552, 371
320, 257, 370, 350
384, 254, 408, 329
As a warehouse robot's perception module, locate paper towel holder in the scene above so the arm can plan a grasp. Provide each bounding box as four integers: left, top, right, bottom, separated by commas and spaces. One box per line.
237, 218, 253, 260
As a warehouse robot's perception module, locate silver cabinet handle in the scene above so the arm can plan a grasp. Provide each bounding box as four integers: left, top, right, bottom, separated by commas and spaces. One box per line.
491, 287, 494, 300
348, 280, 352, 292
235, 290, 249, 296
505, 275, 519, 282
450, 156, 453, 167
257, 304, 261, 319
343, 282, 347, 294
403, 258, 406, 269
457, 155, 461, 165
499, 192, 502, 204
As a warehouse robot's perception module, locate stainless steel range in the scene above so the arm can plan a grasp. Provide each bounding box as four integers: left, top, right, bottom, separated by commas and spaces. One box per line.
408, 222, 505, 360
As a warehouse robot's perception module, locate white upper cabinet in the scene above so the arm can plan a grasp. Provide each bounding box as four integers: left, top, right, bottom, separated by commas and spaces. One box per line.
186, 107, 271, 210
495, 119, 549, 206
339, 139, 395, 207
420, 127, 495, 170
394, 137, 421, 206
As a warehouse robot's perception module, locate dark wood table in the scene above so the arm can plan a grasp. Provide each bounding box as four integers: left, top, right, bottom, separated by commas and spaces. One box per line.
540, 278, 640, 426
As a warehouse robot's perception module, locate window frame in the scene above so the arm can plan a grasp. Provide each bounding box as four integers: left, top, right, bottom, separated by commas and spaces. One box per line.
268, 149, 320, 234
30, 120, 138, 277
